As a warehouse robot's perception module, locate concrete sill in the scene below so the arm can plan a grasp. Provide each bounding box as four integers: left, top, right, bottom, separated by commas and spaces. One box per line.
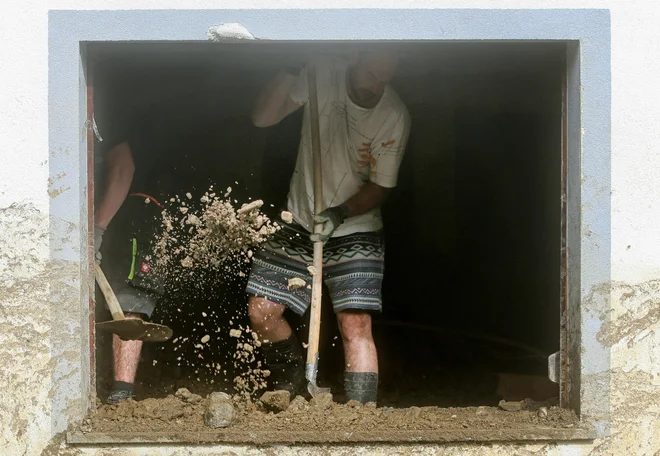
67, 427, 596, 445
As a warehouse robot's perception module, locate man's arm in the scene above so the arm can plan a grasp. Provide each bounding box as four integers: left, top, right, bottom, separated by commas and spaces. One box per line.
251, 69, 304, 128
95, 141, 135, 229
342, 182, 391, 218
311, 108, 410, 242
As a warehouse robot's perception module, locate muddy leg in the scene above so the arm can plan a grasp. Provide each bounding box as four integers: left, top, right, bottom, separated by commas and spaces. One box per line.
337, 310, 379, 404
248, 296, 291, 342
108, 313, 143, 403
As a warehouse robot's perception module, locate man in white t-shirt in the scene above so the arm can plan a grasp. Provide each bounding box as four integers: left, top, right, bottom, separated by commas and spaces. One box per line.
246, 51, 411, 404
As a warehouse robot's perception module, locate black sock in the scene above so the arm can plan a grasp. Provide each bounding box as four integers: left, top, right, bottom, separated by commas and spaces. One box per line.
344, 372, 378, 404
260, 334, 306, 394
113, 380, 134, 393
260, 334, 304, 366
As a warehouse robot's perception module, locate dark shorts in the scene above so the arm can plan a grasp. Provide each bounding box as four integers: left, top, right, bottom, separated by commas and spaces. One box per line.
99, 194, 164, 319
245, 219, 385, 315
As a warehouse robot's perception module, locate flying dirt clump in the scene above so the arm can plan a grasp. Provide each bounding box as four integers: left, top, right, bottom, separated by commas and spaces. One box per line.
280, 210, 293, 224
154, 187, 280, 274
287, 277, 306, 290
230, 326, 271, 398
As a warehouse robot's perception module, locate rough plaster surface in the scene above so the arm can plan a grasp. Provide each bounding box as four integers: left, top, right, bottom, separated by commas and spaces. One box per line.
0, 2, 658, 455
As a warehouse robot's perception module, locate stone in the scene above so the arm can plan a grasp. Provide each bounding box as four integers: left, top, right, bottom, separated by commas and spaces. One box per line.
288, 395, 308, 411
404, 406, 421, 421
538, 406, 549, 418
287, 277, 306, 290
280, 211, 294, 223
498, 399, 523, 412
346, 399, 362, 408
309, 392, 334, 409
476, 406, 489, 416
260, 390, 290, 413
175, 387, 202, 403
205, 392, 236, 428
365, 401, 377, 408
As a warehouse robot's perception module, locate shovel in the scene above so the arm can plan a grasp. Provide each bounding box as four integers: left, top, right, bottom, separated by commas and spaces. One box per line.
304, 61, 331, 398
94, 263, 173, 342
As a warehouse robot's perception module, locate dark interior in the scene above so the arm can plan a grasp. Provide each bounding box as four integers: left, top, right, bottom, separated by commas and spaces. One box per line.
92, 41, 564, 407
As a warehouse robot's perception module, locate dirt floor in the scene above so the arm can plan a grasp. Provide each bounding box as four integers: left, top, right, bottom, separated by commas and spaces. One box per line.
89, 189, 573, 442
89, 319, 574, 441
82, 392, 575, 439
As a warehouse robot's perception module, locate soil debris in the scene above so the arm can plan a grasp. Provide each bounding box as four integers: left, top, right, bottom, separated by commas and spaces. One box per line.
237, 199, 264, 215
86, 397, 578, 436
229, 329, 242, 338
287, 277, 306, 290
498, 399, 522, 411
154, 187, 279, 274
288, 395, 308, 412
175, 387, 203, 404
309, 392, 334, 409
476, 406, 489, 416
260, 390, 290, 413
499, 397, 551, 412
280, 210, 293, 224
205, 392, 236, 428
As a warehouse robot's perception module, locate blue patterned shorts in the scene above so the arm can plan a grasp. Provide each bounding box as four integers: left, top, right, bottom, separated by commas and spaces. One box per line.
245, 219, 385, 315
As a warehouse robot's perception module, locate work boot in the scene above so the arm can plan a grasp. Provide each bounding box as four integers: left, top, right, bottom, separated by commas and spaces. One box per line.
106, 389, 134, 405
106, 380, 135, 404
261, 334, 307, 398
344, 372, 378, 405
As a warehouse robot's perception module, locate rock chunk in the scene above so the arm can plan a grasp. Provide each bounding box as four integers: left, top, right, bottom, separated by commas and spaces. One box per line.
476, 406, 489, 416
281, 211, 294, 224
498, 399, 522, 412
175, 387, 202, 404
287, 277, 306, 290
288, 395, 308, 412
260, 390, 290, 413
310, 392, 333, 409
205, 392, 236, 428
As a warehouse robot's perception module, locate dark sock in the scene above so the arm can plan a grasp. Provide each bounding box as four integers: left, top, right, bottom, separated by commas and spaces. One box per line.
113, 380, 134, 393
260, 334, 306, 395
344, 372, 378, 404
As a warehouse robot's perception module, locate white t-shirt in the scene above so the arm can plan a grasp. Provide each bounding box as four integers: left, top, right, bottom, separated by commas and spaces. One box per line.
286, 56, 411, 237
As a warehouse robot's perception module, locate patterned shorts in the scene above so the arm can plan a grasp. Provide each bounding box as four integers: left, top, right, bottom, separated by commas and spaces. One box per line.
245, 219, 385, 315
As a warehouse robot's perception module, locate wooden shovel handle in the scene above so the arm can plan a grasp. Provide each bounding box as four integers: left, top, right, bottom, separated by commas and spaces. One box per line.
94, 263, 126, 321
306, 61, 324, 366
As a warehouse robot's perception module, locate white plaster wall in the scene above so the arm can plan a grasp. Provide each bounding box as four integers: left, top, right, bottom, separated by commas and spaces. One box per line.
1, 1, 659, 455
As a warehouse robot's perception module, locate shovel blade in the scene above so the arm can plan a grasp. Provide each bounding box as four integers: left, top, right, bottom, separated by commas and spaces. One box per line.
307, 382, 331, 397
96, 319, 173, 342
305, 360, 330, 397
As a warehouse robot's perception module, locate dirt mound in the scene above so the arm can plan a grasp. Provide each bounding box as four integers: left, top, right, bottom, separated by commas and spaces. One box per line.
88, 395, 206, 432
84, 394, 577, 438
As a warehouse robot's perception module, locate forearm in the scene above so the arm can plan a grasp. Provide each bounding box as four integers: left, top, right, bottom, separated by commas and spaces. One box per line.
251, 69, 299, 127
342, 182, 391, 218
95, 142, 135, 228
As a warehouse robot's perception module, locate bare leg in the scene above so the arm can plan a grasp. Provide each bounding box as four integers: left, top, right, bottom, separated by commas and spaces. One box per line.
337, 310, 379, 403
112, 313, 143, 383
337, 310, 378, 372
248, 295, 291, 343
